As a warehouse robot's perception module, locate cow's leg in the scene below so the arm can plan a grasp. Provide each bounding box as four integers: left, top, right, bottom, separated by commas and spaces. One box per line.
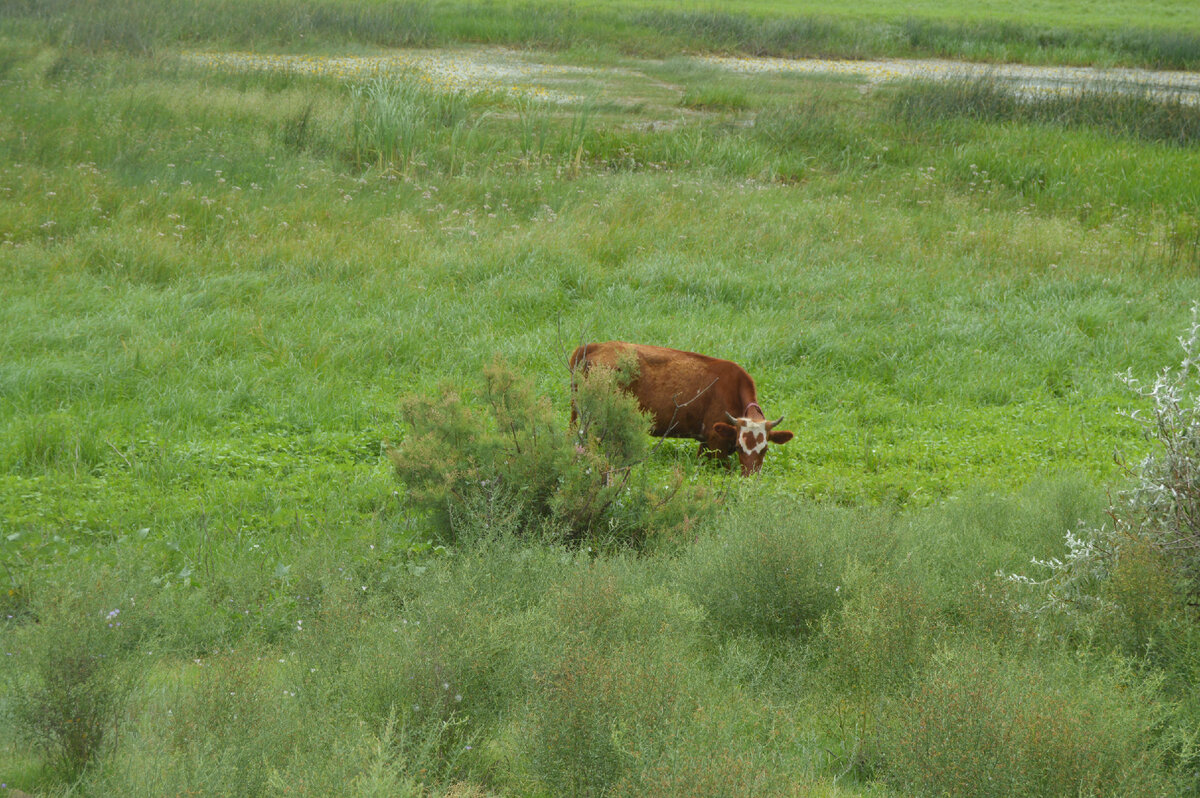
568, 366, 584, 431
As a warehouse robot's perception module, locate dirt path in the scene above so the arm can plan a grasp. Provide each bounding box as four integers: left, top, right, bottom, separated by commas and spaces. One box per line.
697, 54, 1200, 105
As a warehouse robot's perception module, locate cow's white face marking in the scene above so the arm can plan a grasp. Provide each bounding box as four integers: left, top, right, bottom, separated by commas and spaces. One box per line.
735, 419, 770, 455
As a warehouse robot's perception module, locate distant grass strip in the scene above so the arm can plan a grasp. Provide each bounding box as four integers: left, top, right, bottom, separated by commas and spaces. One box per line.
8, 0, 1200, 69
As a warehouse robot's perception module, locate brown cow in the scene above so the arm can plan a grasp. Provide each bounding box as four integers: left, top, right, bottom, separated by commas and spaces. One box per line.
569, 341, 793, 475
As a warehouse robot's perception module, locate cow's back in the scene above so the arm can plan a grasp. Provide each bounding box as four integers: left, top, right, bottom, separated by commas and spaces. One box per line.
570, 342, 753, 440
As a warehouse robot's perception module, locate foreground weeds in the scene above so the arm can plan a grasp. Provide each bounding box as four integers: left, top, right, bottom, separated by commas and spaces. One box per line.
875, 645, 1173, 797
5, 486, 1194, 794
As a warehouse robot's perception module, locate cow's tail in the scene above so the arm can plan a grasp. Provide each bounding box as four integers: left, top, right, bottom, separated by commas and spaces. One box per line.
568, 344, 593, 429
568, 343, 593, 375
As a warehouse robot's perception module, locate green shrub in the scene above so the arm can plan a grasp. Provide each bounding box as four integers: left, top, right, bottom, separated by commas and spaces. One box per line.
8, 585, 142, 780
820, 562, 936, 698
163, 648, 301, 795
875, 644, 1175, 796
609, 741, 768, 798
344, 607, 510, 776
1097, 535, 1191, 656
908, 478, 1106, 624
678, 502, 848, 639
389, 356, 712, 547
529, 639, 695, 797
530, 646, 637, 797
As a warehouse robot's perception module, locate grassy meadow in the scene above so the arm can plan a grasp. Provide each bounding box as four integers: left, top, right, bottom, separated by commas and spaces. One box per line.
4, 1, 1200, 795
11, 0, 1200, 67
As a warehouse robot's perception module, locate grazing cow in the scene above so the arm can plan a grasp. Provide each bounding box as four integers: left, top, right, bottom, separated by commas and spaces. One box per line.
569, 341, 793, 475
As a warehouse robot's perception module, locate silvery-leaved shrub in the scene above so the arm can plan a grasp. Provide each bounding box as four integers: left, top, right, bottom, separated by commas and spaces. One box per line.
1005, 308, 1200, 639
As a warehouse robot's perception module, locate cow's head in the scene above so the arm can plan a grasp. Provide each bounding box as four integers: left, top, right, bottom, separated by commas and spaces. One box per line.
714, 412, 793, 475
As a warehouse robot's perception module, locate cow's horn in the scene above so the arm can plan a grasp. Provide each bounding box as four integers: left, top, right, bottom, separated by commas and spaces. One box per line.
767, 415, 784, 429
724, 411, 739, 425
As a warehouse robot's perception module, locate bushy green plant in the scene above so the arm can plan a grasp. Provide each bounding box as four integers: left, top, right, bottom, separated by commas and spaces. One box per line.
338, 597, 512, 784
875, 644, 1175, 797
678, 502, 847, 639
529, 646, 638, 797
8, 587, 141, 780
389, 356, 711, 547
528, 591, 699, 797
819, 562, 936, 698
163, 648, 301, 795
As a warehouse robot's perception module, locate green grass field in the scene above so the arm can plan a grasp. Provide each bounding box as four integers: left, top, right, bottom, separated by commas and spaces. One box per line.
4, 2, 1200, 794
12, 0, 1200, 67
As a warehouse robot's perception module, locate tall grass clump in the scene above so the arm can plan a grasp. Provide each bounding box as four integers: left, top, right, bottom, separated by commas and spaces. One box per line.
680, 84, 752, 113
1108, 27, 1200, 71
901, 18, 1200, 70
891, 75, 1200, 146
345, 76, 477, 174
278, 100, 317, 154
12, 0, 1200, 67
3, 411, 106, 475
628, 10, 864, 59
18, 0, 439, 52
388, 357, 711, 547
46, 0, 159, 54
750, 88, 862, 178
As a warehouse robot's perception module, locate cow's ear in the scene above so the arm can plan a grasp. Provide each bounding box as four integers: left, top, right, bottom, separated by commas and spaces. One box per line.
769, 430, 794, 445
713, 422, 737, 439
